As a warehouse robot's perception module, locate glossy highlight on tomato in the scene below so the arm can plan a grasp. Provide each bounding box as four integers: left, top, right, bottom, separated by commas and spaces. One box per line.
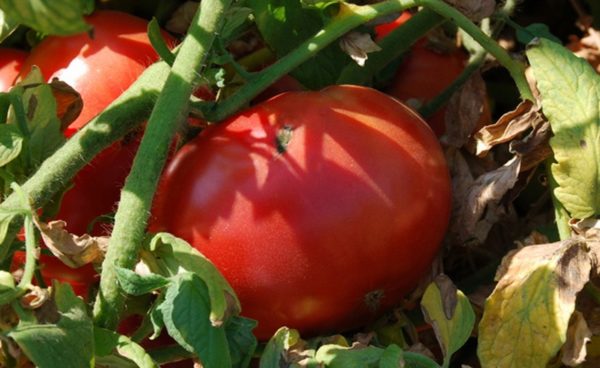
152, 85, 452, 339
20, 10, 175, 236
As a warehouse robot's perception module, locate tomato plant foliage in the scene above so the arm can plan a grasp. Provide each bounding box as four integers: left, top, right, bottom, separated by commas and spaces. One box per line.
0, 0, 597, 367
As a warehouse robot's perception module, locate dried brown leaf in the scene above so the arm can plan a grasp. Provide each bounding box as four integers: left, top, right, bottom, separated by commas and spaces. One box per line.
562, 311, 592, 366
443, 0, 496, 22
34, 219, 108, 268
20, 286, 50, 310
508, 120, 552, 172
48, 78, 83, 131
448, 151, 521, 245
445, 72, 488, 148
568, 27, 600, 73
473, 100, 545, 157
339, 32, 382, 67
166, 1, 198, 34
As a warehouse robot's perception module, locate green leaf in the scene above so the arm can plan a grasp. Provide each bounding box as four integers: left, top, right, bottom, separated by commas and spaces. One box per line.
115, 267, 170, 296
527, 38, 600, 219
0, 124, 23, 167
420, 275, 475, 368
226, 316, 258, 368
147, 232, 240, 325
247, 0, 351, 89
259, 327, 303, 368
221, 7, 253, 43
94, 327, 158, 368
9, 282, 94, 368
314, 344, 400, 367
0, 0, 92, 36
0, 7, 18, 43
516, 23, 561, 45
159, 272, 231, 368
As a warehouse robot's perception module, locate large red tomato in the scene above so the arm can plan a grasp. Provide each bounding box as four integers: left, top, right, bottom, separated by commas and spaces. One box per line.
20, 10, 175, 236
152, 85, 451, 339
0, 48, 26, 91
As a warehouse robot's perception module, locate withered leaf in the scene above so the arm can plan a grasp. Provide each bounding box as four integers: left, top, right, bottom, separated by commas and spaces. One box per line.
48, 78, 83, 131
562, 311, 592, 367
443, 0, 496, 22
568, 28, 600, 73
34, 219, 108, 268
339, 31, 382, 67
508, 120, 552, 172
445, 72, 488, 148
478, 239, 592, 368
474, 100, 545, 157
448, 152, 521, 245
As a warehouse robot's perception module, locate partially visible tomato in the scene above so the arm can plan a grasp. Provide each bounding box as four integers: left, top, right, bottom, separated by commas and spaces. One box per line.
0, 48, 26, 92
20, 10, 175, 235
152, 85, 451, 339
376, 12, 490, 136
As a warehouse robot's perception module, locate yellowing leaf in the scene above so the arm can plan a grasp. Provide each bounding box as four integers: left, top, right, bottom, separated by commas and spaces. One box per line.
478, 239, 592, 368
527, 38, 600, 219
421, 275, 475, 368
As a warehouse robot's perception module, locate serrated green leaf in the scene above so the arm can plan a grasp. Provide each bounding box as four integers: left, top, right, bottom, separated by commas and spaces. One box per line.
260, 327, 303, 368
478, 240, 591, 368
94, 327, 158, 368
0, 0, 91, 36
248, 0, 351, 89
160, 272, 231, 368
9, 282, 94, 368
115, 267, 170, 296
527, 38, 600, 219
0, 8, 18, 42
421, 275, 475, 368
147, 232, 240, 325
0, 124, 23, 167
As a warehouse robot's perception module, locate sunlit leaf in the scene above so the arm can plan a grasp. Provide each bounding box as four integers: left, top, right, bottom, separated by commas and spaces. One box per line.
0, 0, 91, 36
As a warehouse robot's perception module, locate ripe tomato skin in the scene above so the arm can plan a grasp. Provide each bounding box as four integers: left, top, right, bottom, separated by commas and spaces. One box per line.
152, 85, 451, 339
20, 11, 175, 236
0, 48, 26, 91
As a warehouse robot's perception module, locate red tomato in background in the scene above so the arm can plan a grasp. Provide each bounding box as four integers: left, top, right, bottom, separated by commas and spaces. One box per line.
152, 85, 451, 339
20, 10, 175, 236
376, 12, 490, 136
0, 48, 26, 91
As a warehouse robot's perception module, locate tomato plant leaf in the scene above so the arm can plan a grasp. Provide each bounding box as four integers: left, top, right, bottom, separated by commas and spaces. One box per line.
247, 0, 351, 89
146, 232, 241, 326
115, 266, 170, 296
225, 316, 258, 368
314, 344, 395, 367
259, 327, 305, 368
94, 327, 158, 368
9, 282, 94, 368
0, 0, 92, 36
478, 239, 592, 368
516, 23, 561, 45
0, 8, 17, 43
527, 38, 600, 219
159, 272, 231, 368
420, 275, 475, 368
0, 123, 23, 167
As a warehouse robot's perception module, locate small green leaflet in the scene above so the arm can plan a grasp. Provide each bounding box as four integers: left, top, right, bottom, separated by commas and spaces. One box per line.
0, 0, 92, 36
94, 328, 158, 368
115, 266, 170, 296
420, 275, 475, 368
0, 124, 23, 167
8, 282, 94, 368
527, 38, 600, 219
259, 327, 302, 368
159, 272, 231, 368
0, 7, 17, 43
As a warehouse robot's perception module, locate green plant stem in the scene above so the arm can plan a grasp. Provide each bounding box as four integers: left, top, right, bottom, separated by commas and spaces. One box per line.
205, 0, 533, 121
0, 63, 168, 260
92, 0, 233, 329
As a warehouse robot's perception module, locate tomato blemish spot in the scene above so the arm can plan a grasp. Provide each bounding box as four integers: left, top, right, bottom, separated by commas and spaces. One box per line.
364, 289, 385, 312
275, 124, 294, 154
